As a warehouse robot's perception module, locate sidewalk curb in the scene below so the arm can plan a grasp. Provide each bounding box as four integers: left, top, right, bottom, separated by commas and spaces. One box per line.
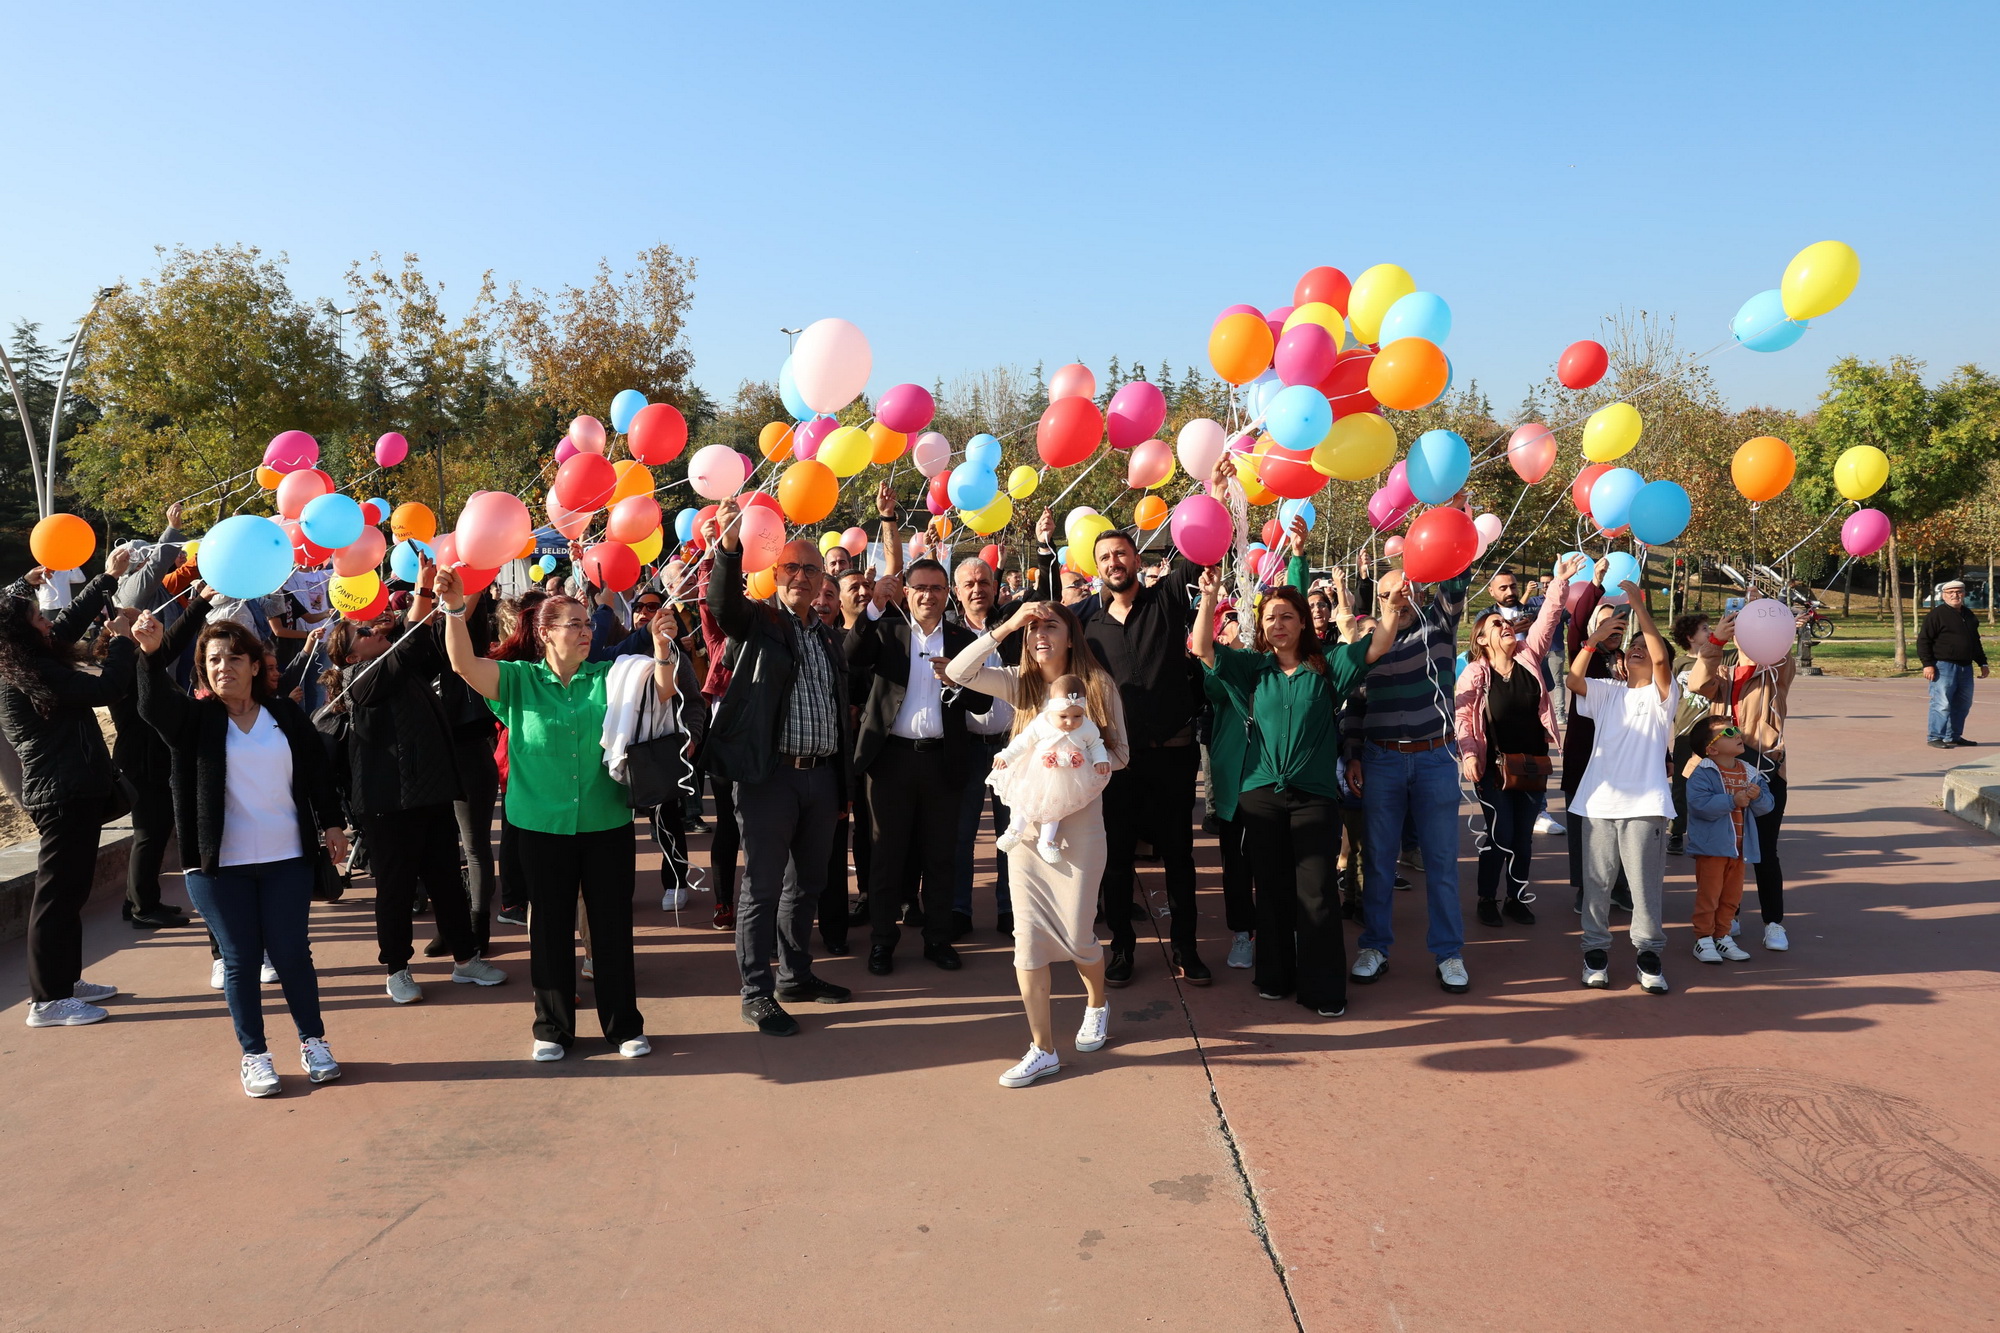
1942, 757, 2000, 839
0, 818, 136, 944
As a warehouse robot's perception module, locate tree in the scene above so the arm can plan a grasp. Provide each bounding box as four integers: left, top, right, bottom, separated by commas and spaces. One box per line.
499, 244, 698, 423
0, 322, 88, 570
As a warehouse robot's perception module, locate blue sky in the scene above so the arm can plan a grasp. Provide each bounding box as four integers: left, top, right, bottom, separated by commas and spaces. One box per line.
6, 1, 1995, 417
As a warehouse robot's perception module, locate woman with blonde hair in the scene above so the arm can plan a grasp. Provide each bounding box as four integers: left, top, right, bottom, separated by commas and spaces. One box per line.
945, 596, 1126, 1087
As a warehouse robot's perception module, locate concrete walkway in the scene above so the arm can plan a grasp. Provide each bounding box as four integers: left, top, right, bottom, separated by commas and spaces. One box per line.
1, 676, 1995, 1331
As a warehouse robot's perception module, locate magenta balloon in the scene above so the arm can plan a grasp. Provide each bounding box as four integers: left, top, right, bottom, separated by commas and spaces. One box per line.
1227, 431, 1258, 457
554, 439, 579, 465
1169, 494, 1232, 566
1382, 460, 1415, 508
263, 430, 318, 473
374, 431, 409, 467
1367, 488, 1415, 532
1106, 381, 1167, 451
1506, 423, 1557, 485
1048, 363, 1096, 402
1217, 304, 1263, 322
925, 487, 948, 516
795, 417, 839, 461
875, 383, 936, 435
1273, 324, 1338, 388
1841, 507, 1891, 558
1264, 305, 1294, 344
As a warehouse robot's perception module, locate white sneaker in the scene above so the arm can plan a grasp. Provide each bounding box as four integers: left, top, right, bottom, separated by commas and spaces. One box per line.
1035, 841, 1063, 866
1717, 937, 1751, 962
241, 1051, 281, 1097
1534, 814, 1566, 836
451, 957, 507, 986
1075, 1006, 1109, 1052
1637, 955, 1670, 994
385, 969, 423, 1004
1581, 950, 1610, 988
72, 979, 118, 1004
998, 1044, 1061, 1088
1437, 957, 1470, 993
1351, 947, 1388, 982
532, 1040, 565, 1062
25, 997, 109, 1027
260, 953, 279, 984
995, 828, 1022, 855
1763, 922, 1790, 951
209, 958, 226, 990
1694, 937, 1723, 964
580, 956, 595, 981
1729, 916, 1742, 938
300, 1036, 342, 1083
1226, 932, 1254, 969
619, 1037, 651, 1058
660, 887, 688, 911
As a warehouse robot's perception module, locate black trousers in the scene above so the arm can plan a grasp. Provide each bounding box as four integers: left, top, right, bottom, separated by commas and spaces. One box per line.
735, 764, 839, 1000
1237, 786, 1344, 1012
497, 815, 527, 912
710, 774, 740, 909
1754, 774, 1788, 923
125, 779, 176, 915
26, 800, 112, 1002
809, 805, 852, 942
453, 736, 500, 950
358, 803, 475, 971
1473, 768, 1537, 903
1216, 812, 1256, 933
865, 741, 960, 949
1102, 743, 1201, 950
653, 803, 691, 898
517, 823, 643, 1046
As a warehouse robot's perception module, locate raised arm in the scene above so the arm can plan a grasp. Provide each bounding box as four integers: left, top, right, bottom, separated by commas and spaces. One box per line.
876, 481, 902, 578
435, 564, 501, 701
1526, 554, 1585, 665
1619, 580, 1671, 699
1565, 608, 1625, 697
704, 498, 757, 639
1192, 565, 1222, 667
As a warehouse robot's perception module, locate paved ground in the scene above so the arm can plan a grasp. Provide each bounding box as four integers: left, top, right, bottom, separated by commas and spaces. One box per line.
2, 675, 1995, 1331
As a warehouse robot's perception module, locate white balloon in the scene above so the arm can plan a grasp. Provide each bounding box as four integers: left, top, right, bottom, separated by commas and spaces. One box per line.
1473, 512, 1504, 546
1733, 597, 1797, 666
913, 432, 952, 478
1176, 418, 1227, 481
686, 443, 748, 501
790, 318, 872, 415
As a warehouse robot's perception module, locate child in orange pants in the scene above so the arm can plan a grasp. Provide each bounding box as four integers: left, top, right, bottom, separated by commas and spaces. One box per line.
1682, 717, 1774, 963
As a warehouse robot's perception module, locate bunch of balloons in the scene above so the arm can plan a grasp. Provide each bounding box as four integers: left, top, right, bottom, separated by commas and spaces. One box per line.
1731, 241, 1860, 354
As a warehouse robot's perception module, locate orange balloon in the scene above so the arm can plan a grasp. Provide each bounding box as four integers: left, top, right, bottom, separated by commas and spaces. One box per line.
1208, 312, 1276, 385
256, 466, 282, 490
30, 514, 96, 571
868, 422, 907, 464
1366, 338, 1449, 411
517, 532, 538, 560
610, 460, 655, 504
1731, 435, 1797, 503
777, 459, 838, 524
390, 502, 437, 543
758, 421, 796, 462
929, 516, 955, 541
746, 566, 777, 600
1242, 472, 1277, 506
1134, 495, 1168, 531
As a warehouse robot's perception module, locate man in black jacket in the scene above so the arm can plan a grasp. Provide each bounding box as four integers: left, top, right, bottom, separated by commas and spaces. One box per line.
705, 498, 855, 1036
1918, 579, 1989, 748
848, 558, 978, 975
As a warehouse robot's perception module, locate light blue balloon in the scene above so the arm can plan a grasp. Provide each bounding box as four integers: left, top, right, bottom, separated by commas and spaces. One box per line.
538, 554, 557, 574
1379, 291, 1452, 346
965, 433, 1002, 469
1265, 384, 1333, 451
1627, 479, 1692, 546
610, 388, 648, 433
1279, 497, 1317, 531
778, 357, 811, 422
1405, 430, 1471, 505
674, 507, 699, 543
299, 492, 364, 551
197, 515, 296, 600
365, 496, 389, 522
946, 461, 998, 511
1056, 544, 1070, 569
1588, 467, 1646, 531
1559, 550, 1592, 574
1731, 289, 1808, 353
389, 537, 435, 585
1601, 550, 1642, 596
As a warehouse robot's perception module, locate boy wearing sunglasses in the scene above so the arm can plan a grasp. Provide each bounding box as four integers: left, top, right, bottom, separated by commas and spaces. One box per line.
1682, 716, 1774, 963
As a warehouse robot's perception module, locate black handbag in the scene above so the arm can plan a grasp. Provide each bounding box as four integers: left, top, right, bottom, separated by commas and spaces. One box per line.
623, 685, 690, 810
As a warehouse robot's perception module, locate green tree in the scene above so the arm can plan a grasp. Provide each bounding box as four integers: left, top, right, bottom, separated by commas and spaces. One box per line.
499, 244, 699, 423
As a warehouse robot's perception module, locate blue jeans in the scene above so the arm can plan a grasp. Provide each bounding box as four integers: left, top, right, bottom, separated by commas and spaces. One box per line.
953, 737, 1011, 918
1928, 661, 1976, 742
1358, 743, 1464, 962
184, 857, 323, 1055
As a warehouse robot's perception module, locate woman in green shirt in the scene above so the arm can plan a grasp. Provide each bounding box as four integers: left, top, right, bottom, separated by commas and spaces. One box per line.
1195, 566, 1399, 1016
437, 565, 679, 1063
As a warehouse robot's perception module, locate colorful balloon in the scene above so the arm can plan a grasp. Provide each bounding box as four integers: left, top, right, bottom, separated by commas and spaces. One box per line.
1176, 419, 1227, 482
868, 422, 907, 464
1134, 495, 1168, 531
1841, 508, 1891, 558
554, 439, 578, 466
1731, 289, 1808, 353
1781, 241, 1860, 321
197, 515, 294, 599
29, 514, 95, 571
387, 538, 434, 584
960, 492, 1013, 536
1322, 349, 1378, 417
1346, 263, 1416, 344
330, 571, 383, 617
263, 430, 319, 473
1472, 512, 1504, 556
274, 468, 329, 520
1626, 480, 1692, 546
777, 460, 838, 524
965, 433, 1003, 469
1312, 412, 1395, 481
1273, 322, 1338, 388
583, 541, 640, 592
361, 497, 388, 526
628, 403, 688, 464
1733, 598, 1797, 666
818, 425, 874, 478
1169, 494, 1232, 566
299, 492, 364, 551
1037, 396, 1103, 468
1207, 313, 1274, 385
609, 389, 648, 434
778, 356, 812, 421
1557, 340, 1608, 390
610, 460, 655, 504
1264, 385, 1333, 451
1401, 507, 1478, 583
1731, 436, 1796, 503
1384, 535, 1405, 558
568, 415, 608, 455
1587, 467, 1645, 532
1405, 430, 1471, 505
390, 502, 437, 543
545, 491, 592, 540
686, 444, 748, 501
1007, 464, 1039, 500
1366, 338, 1448, 411
1280, 302, 1347, 350
256, 466, 282, 490
1834, 445, 1889, 501
1126, 438, 1173, 489
1378, 291, 1451, 346
332, 525, 387, 578
794, 415, 839, 461
1507, 422, 1558, 484
1255, 440, 1325, 500
840, 526, 870, 556
1048, 363, 1095, 402
1581, 403, 1642, 462
554, 451, 619, 511
373, 432, 408, 467
606, 495, 662, 545
1571, 463, 1613, 516
757, 421, 797, 464
791, 318, 872, 415
630, 528, 664, 566
1106, 381, 1167, 450
1598, 551, 1642, 603
875, 383, 936, 434
1279, 497, 1317, 532
1292, 266, 1351, 315
1367, 488, 1416, 532
913, 432, 952, 477
947, 461, 999, 511
734, 506, 785, 575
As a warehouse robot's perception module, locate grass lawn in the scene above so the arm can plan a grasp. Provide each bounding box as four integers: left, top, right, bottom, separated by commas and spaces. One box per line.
1800, 627, 2000, 678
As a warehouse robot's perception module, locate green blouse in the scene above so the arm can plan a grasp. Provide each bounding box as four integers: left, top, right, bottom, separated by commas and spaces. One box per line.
488, 658, 631, 835
1204, 639, 1370, 816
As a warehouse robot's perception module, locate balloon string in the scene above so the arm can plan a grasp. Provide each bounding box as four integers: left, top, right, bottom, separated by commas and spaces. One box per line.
1772, 500, 1856, 564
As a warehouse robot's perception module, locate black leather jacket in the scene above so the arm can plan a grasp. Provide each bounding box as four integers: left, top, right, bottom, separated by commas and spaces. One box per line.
703, 544, 852, 789
0, 573, 134, 811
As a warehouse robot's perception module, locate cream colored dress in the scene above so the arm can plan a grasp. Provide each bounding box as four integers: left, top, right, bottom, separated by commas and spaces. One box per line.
945, 632, 1130, 970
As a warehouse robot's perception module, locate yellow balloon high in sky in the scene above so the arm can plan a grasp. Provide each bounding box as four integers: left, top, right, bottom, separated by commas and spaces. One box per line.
1312, 412, 1396, 480
817, 425, 874, 478
1581, 402, 1643, 462
1347, 263, 1415, 344
1781, 241, 1860, 321
1281, 301, 1347, 352
1834, 444, 1890, 501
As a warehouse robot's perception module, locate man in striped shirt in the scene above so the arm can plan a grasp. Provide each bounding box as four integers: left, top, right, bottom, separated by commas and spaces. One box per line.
1341, 567, 1475, 994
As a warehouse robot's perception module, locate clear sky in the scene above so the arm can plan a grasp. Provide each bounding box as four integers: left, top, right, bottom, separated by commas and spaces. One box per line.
6, 1, 1996, 418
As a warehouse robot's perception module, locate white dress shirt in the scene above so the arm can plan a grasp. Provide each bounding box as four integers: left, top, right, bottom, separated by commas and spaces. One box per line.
889, 620, 947, 739
960, 620, 1015, 736
218, 706, 305, 867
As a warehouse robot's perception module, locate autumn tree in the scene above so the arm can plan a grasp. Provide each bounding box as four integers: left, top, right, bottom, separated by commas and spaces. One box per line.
499, 244, 698, 423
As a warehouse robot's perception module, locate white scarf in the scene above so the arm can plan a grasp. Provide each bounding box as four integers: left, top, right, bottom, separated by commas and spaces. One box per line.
601, 654, 679, 783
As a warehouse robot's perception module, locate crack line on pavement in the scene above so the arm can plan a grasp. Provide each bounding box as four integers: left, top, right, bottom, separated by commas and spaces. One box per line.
1139, 886, 1308, 1333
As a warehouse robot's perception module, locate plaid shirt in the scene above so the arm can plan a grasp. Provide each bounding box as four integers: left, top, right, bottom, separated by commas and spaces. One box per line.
778, 606, 841, 758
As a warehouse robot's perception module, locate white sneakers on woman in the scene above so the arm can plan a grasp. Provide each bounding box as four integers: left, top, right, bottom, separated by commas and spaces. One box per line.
532, 1040, 565, 1062
998, 1044, 1061, 1088
241, 1052, 281, 1097
1764, 922, 1790, 951
209, 958, 226, 990
300, 1037, 342, 1083
1075, 1006, 1109, 1052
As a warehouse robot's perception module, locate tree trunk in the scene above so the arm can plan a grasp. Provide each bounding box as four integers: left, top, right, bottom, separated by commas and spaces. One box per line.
1889, 530, 1907, 671
1989, 545, 1995, 624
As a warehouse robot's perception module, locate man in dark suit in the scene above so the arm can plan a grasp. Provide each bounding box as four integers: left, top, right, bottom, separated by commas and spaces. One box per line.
848, 558, 978, 975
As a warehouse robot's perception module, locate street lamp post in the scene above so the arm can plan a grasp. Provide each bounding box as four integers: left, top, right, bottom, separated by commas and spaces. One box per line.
0, 341, 44, 512
38, 285, 123, 518
781, 326, 802, 352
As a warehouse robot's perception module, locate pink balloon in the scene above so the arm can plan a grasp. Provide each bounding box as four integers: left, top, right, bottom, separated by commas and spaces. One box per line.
792, 318, 873, 415
1217, 304, 1263, 322
1841, 507, 1891, 558
1382, 460, 1415, 508
554, 438, 579, 466
1473, 512, 1504, 550
332, 525, 387, 578
569, 415, 607, 454
546, 491, 592, 540
736, 504, 786, 574
263, 430, 319, 473
1106, 381, 1167, 450
1256, 547, 1288, 584
1227, 431, 1258, 457
1273, 323, 1337, 388
374, 432, 409, 468
457, 491, 533, 569
795, 416, 839, 461
1368, 488, 1416, 532
687, 444, 747, 501
875, 383, 935, 435
1384, 535, 1405, 558
1265, 304, 1295, 344
276, 468, 330, 520
840, 526, 869, 556
912, 432, 952, 477
1507, 423, 1558, 485
925, 487, 948, 516
1126, 438, 1173, 489
1048, 363, 1095, 402
1733, 598, 1797, 667
1175, 419, 1226, 481
1169, 494, 1233, 566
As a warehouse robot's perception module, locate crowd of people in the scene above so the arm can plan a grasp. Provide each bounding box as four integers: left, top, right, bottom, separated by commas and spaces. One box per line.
4, 462, 1823, 1095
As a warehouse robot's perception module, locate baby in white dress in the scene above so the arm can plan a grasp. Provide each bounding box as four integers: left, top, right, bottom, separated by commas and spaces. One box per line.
987, 675, 1113, 866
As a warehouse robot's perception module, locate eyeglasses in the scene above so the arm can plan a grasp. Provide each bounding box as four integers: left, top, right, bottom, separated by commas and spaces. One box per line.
1716, 725, 1741, 738
774, 562, 824, 580
541, 619, 590, 632
906, 582, 948, 595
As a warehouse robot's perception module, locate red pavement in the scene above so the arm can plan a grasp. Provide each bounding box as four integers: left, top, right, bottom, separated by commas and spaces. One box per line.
1, 675, 1995, 1331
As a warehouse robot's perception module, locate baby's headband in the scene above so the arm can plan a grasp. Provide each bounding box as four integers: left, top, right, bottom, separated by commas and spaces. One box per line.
1043, 692, 1087, 712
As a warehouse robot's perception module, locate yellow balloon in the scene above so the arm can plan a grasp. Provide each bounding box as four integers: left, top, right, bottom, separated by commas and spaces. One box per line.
330, 571, 382, 615
1781, 240, 1860, 321
1581, 402, 1643, 462
182, 540, 199, 563
818, 425, 874, 478
528, 565, 546, 583
818, 530, 843, 554
961, 492, 1014, 536
1280, 301, 1347, 352
1347, 263, 1415, 344
630, 528, 664, 565
1068, 514, 1115, 576
1834, 444, 1889, 501
1007, 465, 1040, 500
1312, 413, 1397, 480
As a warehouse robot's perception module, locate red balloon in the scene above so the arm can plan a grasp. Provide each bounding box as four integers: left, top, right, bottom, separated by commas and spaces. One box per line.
689, 503, 719, 551
583, 541, 639, 592
1558, 340, 1609, 390
979, 543, 1002, 572
433, 533, 498, 594
627, 403, 689, 465
1036, 396, 1103, 468
1321, 349, 1379, 418
1293, 266, 1352, 316
1402, 507, 1479, 583
1260, 518, 1283, 548
1256, 443, 1325, 500
1571, 463, 1614, 516
553, 451, 618, 512
276, 468, 331, 521
927, 472, 951, 515
344, 584, 391, 623
281, 518, 332, 567
742, 490, 782, 516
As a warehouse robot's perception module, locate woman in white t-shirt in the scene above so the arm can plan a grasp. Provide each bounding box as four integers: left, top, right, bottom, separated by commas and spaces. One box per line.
1563, 580, 1677, 995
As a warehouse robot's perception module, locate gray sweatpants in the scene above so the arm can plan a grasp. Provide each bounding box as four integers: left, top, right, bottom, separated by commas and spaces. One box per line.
1580, 815, 1668, 955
